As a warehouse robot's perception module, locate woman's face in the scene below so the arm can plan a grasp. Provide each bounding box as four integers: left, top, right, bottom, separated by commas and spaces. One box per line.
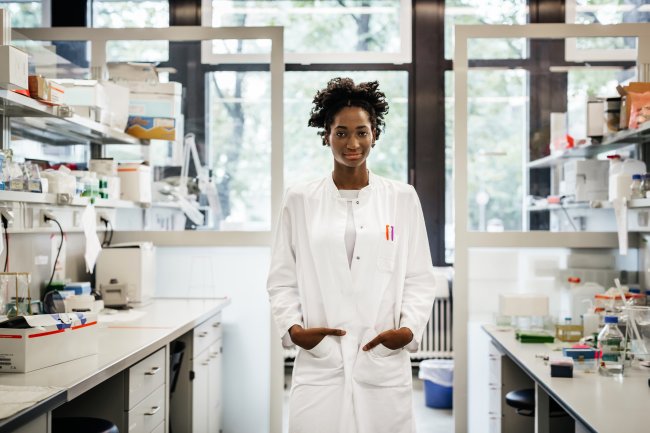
326, 106, 375, 170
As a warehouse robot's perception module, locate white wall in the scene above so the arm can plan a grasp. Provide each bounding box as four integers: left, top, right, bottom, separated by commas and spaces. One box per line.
155, 247, 271, 433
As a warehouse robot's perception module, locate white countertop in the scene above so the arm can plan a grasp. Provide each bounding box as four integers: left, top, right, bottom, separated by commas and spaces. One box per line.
0, 298, 229, 430
483, 324, 650, 433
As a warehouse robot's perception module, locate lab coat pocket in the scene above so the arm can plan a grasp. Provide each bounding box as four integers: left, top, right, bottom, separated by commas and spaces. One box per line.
294, 336, 344, 386
305, 335, 333, 359
377, 241, 397, 273
354, 346, 410, 387
370, 343, 402, 358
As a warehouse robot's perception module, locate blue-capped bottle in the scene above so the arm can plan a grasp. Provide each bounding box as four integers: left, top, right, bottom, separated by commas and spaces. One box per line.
597, 315, 624, 376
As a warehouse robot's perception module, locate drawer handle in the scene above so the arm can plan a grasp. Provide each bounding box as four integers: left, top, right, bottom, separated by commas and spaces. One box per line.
202, 361, 210, 366
198, 331, 208, 338
145, 366, 161, 376
212, 322, 221, 328
145, 406, 161, 416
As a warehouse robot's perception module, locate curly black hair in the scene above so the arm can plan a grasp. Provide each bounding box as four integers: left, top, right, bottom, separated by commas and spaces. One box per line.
308, 77, 389, 146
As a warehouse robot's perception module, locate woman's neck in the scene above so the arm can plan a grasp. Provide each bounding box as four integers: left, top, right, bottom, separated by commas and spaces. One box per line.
332, 164, 369, 190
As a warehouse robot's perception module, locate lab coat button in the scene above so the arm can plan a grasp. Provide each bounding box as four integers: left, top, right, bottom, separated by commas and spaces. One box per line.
356, 256, 360, 260
356, 201, 359, 204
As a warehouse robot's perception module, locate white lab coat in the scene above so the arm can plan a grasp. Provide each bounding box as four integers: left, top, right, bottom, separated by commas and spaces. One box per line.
267, 171, 437, 433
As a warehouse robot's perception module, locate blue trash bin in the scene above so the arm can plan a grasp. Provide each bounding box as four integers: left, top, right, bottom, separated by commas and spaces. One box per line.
419, 359, 453, 409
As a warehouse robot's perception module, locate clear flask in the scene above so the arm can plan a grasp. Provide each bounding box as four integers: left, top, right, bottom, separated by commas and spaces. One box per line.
597, 315, 624, 376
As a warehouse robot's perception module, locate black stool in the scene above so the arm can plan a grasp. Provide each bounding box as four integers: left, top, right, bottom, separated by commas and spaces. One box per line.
505, 389, 566, 417
53, 417, 119, 433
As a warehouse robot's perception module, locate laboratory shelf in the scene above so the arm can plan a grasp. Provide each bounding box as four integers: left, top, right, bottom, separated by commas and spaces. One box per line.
0, 90, 146, 146
527, 200, 611, 212
527, 122, 650, 169
0, 191, 180, 210
628, 198, 650, 208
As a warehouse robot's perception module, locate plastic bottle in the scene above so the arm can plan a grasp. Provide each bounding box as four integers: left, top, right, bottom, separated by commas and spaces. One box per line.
630, 174, 643, 199
581, 300, 600, 337
597, 315, 624, 376
26, 163, 43, 193
608, 155, 647, 201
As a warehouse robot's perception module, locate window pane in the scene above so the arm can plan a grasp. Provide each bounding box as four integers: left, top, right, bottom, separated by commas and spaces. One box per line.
284, 71, 408, 188
208, 71, 271, 231
569, 0, 650, 25
445, 0, 527, 59
466, 69, 528, 232
92, 0, 169, 28
0, 1, 42, 27
93, 0, 169, 60
210, 0, 403, 54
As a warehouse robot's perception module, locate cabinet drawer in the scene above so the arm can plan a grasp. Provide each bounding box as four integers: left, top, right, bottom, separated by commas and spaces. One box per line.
193, 314, 222, 357
128, 348, 166, 410
128, 384, 166, 433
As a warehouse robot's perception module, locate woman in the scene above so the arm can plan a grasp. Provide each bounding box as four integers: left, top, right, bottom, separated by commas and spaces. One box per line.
267, 77, 437, 433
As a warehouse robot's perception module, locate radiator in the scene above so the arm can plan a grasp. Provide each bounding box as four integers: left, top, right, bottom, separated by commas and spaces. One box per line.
283, 297, 454, 364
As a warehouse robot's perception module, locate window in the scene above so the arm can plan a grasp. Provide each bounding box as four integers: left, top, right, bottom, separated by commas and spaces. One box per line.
566, 0, 650, 60
0, 0, 44, 27
204, 0, 411, 63
92, 0, 169, 63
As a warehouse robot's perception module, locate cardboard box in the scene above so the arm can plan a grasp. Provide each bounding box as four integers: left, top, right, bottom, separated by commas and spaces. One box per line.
0, 313, 98, 373
118, 163, 152, 203
0, 45, 29, 91
128, 82, 182, 119
28, 75, 65, 105
125, 116, 176, 141
58, 80, 130, 130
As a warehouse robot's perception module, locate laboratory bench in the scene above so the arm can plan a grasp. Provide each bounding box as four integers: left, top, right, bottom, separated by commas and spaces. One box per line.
0, 298, 230, 433
484, 324, 650, 433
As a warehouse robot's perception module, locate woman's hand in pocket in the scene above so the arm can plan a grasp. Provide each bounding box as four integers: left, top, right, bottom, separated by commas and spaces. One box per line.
363, 327, 413, 351
289, 325, 346, 350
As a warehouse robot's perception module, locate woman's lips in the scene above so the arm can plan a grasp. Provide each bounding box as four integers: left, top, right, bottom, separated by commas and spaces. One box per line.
344, 153, 362, 160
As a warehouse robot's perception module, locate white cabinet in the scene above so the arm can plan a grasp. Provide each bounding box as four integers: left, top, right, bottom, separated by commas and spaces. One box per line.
192, 314, 223, 433
126, 347, 168, 433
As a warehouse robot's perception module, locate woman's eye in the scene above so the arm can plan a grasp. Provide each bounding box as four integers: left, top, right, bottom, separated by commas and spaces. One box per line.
336, 132, 345, 137
359, 131, 368, 137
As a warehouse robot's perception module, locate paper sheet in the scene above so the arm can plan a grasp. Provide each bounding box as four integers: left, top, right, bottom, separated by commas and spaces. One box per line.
0, 385, 62, 420
82, 205, 102, 272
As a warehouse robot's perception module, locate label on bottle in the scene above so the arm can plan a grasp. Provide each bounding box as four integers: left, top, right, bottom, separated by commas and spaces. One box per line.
601, 337, 623, 362
28, 180, 42, 193
10, 179, 24, 191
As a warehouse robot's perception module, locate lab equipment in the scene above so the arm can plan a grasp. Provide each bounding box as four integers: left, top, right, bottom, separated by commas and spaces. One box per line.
623, 306, 650, 362
562, 347, 599, 371
0, 272, 32, 317
608, 155, 646, 201
597, 316, 624, 377
499, 293, 549, 330
560, 159, 608, 202
95, 243, 155, 306
100, 278, 129, 309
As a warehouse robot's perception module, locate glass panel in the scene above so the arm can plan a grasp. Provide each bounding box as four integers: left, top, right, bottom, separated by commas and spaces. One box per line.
467, 69, 527, 232
569, 0, 650, 24
207, 71, 271, 231
12, 40, 91, 79
208, 39, 271, 55
445, 71, 454, 263
0, 1, 42, 27
445, 0, 527, 59
210, 0, 403, 54
92, 0, 169, 28
284, 71, 408, 188
106, 40, 169, 62
93, 0, 169, 60
468, 38, 527, 60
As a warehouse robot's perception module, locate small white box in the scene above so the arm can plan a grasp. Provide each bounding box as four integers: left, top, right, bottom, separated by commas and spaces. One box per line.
0, 45, 29, 90
128, 81, 183, 119
95, 243, 155, 306
118, 163, 152, 203
587, 100, 605, 137
0, 313, 98, 373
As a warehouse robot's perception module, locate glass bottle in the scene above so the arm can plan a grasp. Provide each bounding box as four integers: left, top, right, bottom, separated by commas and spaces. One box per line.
597, 315, 624, 377
630, 174, 643, 199
26, 163, 43, 193
641, 173, 650, 198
